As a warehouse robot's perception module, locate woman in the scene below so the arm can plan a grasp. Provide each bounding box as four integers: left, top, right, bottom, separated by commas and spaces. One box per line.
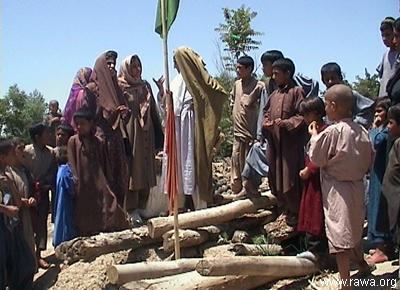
62, 67, 92, 129
118, 54, 163, 223
85, 51, 129, 207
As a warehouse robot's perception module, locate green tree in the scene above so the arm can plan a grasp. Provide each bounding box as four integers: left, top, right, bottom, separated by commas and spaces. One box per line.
352, 69, 380, 100
214, 5, 263, 157
0, 84, 47, 141
215, 5, 263, 73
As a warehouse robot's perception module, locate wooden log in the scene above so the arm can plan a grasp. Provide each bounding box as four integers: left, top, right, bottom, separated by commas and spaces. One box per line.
228, 243, 283, 256
55, 226, 159, 263
162, 229, 209, 252
148, 196, 276, 238
107, 258, 201, 285
121, 270, 277, 290
196, 256, 318, 277
228, 209, 276, 230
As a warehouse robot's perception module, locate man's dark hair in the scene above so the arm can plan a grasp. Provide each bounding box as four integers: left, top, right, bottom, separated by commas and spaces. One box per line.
57, 124, 74, 138
73, 107, 95, 122
320, 62, 343, 81
260, 50, 284, 64
381, 17, 395, 31
29, 123, 47, 143
0, 137, 14, 156
272, 58, 295, 78
375, 97, 391, 112
237, 56, 254, 71
393, 17, 400, 33
388, 103, 400, 124
299, 96, 326, 117
105, 50, 118, 61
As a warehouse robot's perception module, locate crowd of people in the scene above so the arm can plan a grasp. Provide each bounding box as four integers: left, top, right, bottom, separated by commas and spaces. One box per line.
1, 16, 400, 290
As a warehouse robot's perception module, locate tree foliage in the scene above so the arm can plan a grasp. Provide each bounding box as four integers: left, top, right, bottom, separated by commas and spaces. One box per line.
351, 68, 380, 100
214, 5, 263, 157
215, 5, 263, 72
0, 84, 47, 141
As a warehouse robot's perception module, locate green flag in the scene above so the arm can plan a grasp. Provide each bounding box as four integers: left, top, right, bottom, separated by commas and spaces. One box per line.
155, 0, 179, 37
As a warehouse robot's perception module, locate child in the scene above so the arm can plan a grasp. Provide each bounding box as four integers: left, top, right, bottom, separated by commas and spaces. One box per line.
24, 123, 57, 269
380, 104, 400, 269
68, 108, 129, 235
296, 97, 329, 261
366, 97, 393, 263
6, 138, 37, 265
262, 58, 307, 221
43, 100, 62, 147
0, 137, 36, 290
230, 56, 265, 195
309, 84, 373, 288
377, 17, 397, 98
53, 146, 77, 247
320, 62, 375, 129
56, 123, 75, 147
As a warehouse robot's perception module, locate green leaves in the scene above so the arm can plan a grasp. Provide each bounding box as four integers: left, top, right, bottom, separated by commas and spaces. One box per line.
0, 84, 47, 141
215, 5, 263, 72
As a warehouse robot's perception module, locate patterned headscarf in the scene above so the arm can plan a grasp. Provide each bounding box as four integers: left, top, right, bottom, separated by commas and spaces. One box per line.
119, 54, 151, 128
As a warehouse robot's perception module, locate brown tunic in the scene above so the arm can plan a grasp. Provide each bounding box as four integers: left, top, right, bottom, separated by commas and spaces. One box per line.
123, 81, 163, 191
232, 77, 265, 141
263, 82, 306, 213
309, 119, 373, 252
67, 134, 129, 236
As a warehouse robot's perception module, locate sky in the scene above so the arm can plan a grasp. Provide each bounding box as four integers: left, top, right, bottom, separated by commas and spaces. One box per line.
1, 0, 398, 109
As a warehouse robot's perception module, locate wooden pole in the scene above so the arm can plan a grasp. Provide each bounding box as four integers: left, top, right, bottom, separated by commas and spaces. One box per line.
160, 0, 180, 259
107, 259, 201, 285
148, 197, 275, 238
195, 256, 318, 277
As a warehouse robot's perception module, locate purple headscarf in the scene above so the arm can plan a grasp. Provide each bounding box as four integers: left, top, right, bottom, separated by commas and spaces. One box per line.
63, 67, 92, 128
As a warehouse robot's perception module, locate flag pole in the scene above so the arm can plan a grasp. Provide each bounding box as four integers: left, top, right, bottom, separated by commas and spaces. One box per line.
161, 0, 180, 260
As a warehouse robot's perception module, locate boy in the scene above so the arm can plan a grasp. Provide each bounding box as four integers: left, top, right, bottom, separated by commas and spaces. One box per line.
377, 17, 398, 98
53, 146, 77, 247
56, 123, 74, 147
308, 84, 373, 288
230, 56, 265, 195
262, 58, 307, 221
43, 100, 62, 147
68, 108, 129, 235
0, 138, 36, 290
7, 138, 37, 264
260, 50, 319, 98
24, 123, 57, 268
380, 104, 400, 270
320, 62, 375, 129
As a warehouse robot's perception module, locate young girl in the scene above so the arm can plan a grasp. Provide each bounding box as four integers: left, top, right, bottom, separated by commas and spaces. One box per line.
366, 97, 393, 263
53, 146, 78, 247
296, 97, 329, 261
68, 108, 129, 235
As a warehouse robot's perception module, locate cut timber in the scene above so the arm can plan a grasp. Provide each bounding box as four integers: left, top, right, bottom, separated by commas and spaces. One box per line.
121, 270, 277, 290
196, 256, 317, 277
229, 243, 283, 256
162, 229, 209, 252
228, 209, 276, 230
148, 196, 276, 238
107, 258, 201, 285
55, 226, 158, 263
